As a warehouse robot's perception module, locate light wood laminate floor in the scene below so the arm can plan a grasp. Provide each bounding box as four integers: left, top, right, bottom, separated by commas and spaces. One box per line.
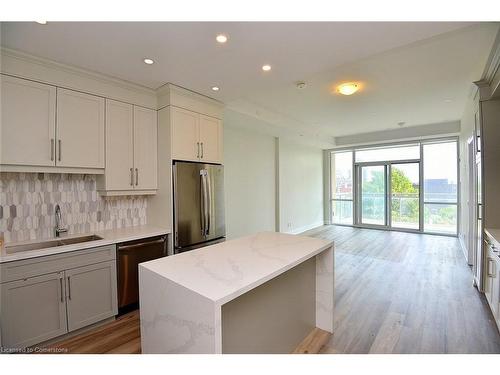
302, 225, 500, 354
46, 225, 500, 354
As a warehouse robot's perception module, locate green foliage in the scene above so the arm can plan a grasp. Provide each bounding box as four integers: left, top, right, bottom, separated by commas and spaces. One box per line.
362, 168, 419, 223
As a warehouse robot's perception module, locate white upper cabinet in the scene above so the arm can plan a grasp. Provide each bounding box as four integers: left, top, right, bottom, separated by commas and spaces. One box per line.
199, 114, 222, 163
171, 107, 200, 162
171, 107, 222, 164
98, 100, 157, 195
56, 88, 105, 168
104, 100, 134, 191
133, 106, 158, 190
0, 75, 56, 166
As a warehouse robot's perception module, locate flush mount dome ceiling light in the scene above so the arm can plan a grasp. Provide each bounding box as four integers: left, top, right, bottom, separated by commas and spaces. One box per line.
211, 86, 220, 91
262, 64, 272, 72
216, 34, 228, 43
35, 21, 47, 24
337, 83, 359, 96
143, 58, 154, 65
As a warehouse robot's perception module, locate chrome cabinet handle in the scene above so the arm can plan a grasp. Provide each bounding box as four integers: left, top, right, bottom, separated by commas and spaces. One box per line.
197, 142, 200, 158
58, 139, 62, 161
59, 276, 64, 303
201, 142, 204, 159
67, 276, 72, 300
51, 139, 55, 161
130, 168, 134, 186
135, 168, 139, 186
487, 258, 495, 278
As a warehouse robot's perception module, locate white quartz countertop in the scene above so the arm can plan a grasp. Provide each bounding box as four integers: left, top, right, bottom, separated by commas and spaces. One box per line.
0, 225, 171, 263
140, 231, 333, 305
485, 228, 500, 245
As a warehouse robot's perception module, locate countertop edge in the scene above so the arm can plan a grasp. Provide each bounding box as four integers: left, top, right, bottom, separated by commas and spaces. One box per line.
0, 226, 172, 264
142, 237, 334, 306
485, 228, 500, 245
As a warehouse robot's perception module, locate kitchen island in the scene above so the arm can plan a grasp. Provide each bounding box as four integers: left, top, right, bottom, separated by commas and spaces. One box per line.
139, 232, 334, 354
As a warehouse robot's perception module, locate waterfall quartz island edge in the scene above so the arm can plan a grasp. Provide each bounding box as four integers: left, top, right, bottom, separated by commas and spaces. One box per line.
138, 231, 334, 354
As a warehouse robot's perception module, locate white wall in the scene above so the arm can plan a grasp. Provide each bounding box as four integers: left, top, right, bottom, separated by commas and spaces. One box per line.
223, 124, 277, 239
278, 139, 324, 234
223, 110, 325, 239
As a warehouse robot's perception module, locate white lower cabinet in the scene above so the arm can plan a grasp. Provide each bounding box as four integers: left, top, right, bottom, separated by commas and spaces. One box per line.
0, 272, 67, 349
0, 246, 117, 349
484, 236, 500, 330
66, 261, 118, 332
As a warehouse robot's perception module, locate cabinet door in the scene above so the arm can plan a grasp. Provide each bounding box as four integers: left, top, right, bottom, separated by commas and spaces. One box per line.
0, 272, 67, 348
491, 258, 499, 319
171, 106, 199, 162
56, 88, 105, 168
133, 106, 158, 190
199, 114, 222, 163
0, 75, 56, 166
65, 261, 118, 332
105, 100, 134, 190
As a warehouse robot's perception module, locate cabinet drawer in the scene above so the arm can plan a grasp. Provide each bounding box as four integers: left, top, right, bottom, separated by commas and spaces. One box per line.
0, 245, 116, 283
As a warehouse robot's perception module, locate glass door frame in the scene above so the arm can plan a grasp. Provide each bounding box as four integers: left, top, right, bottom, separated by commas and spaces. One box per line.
355, 162, 390, 229
354, 159, 422, 232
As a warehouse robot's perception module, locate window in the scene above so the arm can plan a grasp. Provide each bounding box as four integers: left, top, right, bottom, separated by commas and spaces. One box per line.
355, 144, 420, 163
329, 138, 458, 236
331, 151, 353, 225
423, 141, 458, 234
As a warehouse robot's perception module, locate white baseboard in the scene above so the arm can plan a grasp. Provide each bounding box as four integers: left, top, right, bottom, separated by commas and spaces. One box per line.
285, 221, 325, 235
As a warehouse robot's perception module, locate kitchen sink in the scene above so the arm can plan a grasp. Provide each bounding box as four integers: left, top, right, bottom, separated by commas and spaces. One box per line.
5, 235, 103, 254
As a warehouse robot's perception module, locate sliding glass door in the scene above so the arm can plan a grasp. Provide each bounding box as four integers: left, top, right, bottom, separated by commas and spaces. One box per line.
359, 164, 387, 227
356, 162, 420, 230
390, 163, 420, 230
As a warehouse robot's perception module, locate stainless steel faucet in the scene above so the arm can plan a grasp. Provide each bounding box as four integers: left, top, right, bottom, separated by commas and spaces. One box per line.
54, 204, 68, 237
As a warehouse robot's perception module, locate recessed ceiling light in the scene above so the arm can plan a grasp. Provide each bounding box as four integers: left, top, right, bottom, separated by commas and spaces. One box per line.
296, 81, 306, 89
216, 34, 228, 43
337, 83, 359, 96
211, 86, 220, 91
262, 64, 272, 72
143, 58, 154, 65
35, 21, 47, 25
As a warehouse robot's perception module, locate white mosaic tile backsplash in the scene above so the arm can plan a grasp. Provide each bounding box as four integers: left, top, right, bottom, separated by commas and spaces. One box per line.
0, 173, 147, 243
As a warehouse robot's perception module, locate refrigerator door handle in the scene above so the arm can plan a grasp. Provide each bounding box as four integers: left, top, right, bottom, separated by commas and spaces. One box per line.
200, 170, 206, 236
206, 169, 212, 236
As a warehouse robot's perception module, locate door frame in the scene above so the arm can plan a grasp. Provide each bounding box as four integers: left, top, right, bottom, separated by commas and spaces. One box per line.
467, 135, 477, 266
355, 159, 421, 232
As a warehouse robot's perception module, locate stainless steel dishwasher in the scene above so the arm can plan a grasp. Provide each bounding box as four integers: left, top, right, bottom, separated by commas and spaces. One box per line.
117, 235, 167, 313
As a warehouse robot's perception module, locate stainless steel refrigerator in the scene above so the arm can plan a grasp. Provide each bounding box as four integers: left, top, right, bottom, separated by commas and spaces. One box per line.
173, 161, 225, 253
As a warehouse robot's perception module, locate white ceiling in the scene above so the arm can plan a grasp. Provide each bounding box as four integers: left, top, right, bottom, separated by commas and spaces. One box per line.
1, 22, 498, 147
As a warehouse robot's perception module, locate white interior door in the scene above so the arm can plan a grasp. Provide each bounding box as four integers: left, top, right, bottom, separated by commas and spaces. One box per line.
56, 88, 105, 168
0, 75, 56, 166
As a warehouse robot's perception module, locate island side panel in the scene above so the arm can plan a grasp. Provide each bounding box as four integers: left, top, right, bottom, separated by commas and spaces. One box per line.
221, 257, 316, 354
315, 245, 334, 333
139, 265, 221, 354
